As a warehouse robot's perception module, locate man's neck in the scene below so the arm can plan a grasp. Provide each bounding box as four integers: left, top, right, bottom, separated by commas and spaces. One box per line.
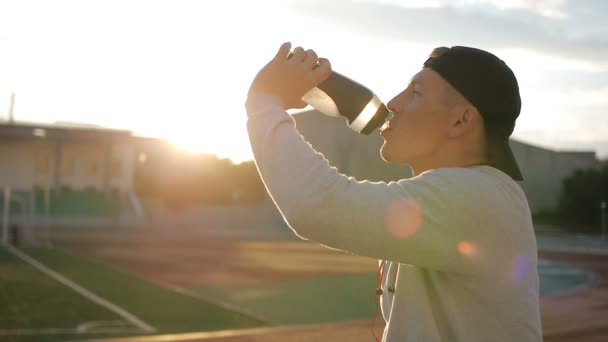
410, 153, 487, 177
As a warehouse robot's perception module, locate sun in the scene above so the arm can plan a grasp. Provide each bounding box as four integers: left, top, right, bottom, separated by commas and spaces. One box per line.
159, 115, 254, 164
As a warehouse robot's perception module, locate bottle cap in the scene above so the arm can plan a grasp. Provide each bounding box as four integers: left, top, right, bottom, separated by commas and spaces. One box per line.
361, 105, 390, 135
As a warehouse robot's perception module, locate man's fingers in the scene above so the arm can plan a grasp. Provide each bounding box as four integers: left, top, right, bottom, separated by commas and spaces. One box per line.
313, 58, 332, 82
288, 46, 306, 63
303, 49, 318, 69
273, 42, 291, 62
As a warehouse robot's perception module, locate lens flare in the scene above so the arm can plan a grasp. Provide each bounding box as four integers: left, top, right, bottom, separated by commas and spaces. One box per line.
385, 198, 423, 239
511, 254, 532, 285
457, 241, 476, 257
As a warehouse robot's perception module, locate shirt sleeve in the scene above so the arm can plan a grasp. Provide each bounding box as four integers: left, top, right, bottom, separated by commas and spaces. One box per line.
246, 93, 500, 275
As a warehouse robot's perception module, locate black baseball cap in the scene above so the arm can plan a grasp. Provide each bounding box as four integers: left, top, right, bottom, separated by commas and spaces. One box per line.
423, 46, 523, 181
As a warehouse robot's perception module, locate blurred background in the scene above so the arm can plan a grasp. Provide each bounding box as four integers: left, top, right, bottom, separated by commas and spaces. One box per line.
0, 0, 607, 341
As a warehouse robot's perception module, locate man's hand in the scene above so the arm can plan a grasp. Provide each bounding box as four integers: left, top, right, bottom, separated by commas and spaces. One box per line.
247, 42, 332, 110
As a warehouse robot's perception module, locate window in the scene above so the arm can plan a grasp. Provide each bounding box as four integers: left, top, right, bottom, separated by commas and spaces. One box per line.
62, 157, 75, 177
85, 159, 98, 176
111, 159, 122, 177
34, 155, 49, 175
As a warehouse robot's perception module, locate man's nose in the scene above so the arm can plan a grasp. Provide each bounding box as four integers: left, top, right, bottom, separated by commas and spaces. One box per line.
387, 94, 402, 114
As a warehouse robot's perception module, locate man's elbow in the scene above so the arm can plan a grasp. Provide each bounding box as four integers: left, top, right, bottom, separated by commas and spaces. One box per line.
281, 205, 322, 241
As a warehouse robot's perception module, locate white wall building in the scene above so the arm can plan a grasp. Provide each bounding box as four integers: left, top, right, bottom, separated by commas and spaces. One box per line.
0, 122, 141, 243
0, 124, 135, 192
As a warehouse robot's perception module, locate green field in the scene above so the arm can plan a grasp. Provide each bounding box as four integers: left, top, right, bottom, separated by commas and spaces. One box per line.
193, 273, 378, 325
0, 243, 592, 342
0, 246, 266, 342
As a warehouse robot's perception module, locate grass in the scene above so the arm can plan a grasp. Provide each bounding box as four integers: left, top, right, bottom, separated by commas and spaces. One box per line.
192, 262, 593, 326
0, 245, 267, 342
193, 273, 379, 325
0, 247, 119, 342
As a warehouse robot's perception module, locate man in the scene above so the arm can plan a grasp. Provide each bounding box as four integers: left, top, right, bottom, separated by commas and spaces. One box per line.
245, 42, 543, 341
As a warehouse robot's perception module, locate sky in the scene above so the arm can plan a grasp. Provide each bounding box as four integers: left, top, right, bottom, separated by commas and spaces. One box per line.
0, 0, 607, 163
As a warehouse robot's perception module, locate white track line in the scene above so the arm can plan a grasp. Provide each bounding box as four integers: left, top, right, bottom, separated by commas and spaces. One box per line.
2, 244, 156, 333
76, 320, 129, 333
0, 327, 141, 336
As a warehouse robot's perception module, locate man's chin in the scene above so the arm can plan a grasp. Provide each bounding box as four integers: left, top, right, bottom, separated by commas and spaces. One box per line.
380, 145, 410, 165
380, 145, 395, 164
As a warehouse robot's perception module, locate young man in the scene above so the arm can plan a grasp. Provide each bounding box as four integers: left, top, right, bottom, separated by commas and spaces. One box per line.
245, 43, 543, 341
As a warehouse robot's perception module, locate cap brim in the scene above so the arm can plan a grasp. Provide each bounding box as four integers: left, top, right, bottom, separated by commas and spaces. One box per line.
488, 139, 523, 181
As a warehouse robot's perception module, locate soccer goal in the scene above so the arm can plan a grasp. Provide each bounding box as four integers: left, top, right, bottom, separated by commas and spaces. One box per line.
1, 185, 52, 247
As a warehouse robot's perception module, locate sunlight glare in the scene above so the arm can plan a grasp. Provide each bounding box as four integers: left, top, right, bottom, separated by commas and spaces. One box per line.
457, 241, 476, 257
385, 198, 423, 239
511, 254, 532, 285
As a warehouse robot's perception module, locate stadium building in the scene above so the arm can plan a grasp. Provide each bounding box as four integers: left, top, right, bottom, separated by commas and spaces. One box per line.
0, 122, 143, 245
0, 110, 598, 244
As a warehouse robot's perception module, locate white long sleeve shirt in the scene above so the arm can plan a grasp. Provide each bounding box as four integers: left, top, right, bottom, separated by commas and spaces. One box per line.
246, 94, 543, 342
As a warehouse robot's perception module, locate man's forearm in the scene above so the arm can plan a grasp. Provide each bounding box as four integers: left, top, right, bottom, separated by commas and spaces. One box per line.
246, 93, 335, 223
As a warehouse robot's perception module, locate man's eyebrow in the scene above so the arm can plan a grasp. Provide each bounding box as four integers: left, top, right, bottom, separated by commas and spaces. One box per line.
409, 76, 424, 87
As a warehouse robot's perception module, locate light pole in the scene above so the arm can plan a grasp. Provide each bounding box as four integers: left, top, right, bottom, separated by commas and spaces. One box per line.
8, 93, 15, 123
2, 187, 11, 244
601, 201, 607, 242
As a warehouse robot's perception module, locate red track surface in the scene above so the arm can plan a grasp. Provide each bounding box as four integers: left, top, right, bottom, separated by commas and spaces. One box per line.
539, 251, 608, 342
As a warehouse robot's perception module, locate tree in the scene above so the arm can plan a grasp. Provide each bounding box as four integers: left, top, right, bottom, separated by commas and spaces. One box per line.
558, 160, 608, 229
134, 150, 267, 208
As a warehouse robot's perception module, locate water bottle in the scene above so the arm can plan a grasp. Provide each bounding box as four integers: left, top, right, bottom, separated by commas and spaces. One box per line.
302, 71, 390, 135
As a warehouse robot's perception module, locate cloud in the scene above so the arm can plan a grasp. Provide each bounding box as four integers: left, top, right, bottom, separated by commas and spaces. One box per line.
540, 70, 608, 89
369, 0, 569, 18
565, 87, 608, 107
515, 90, 608, 158
287, 0, 608, 70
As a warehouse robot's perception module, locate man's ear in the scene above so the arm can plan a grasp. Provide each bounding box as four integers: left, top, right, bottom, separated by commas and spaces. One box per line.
448, 105, 480, 138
